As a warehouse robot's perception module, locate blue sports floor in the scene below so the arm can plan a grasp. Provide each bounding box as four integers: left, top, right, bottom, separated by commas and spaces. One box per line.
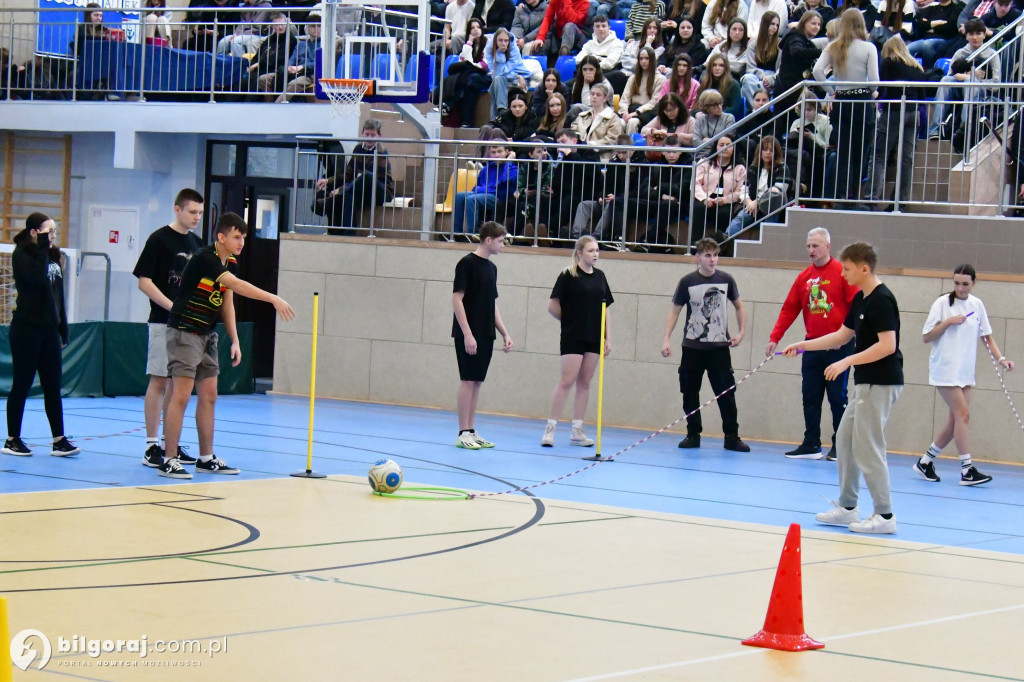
4, 394, 1024, 554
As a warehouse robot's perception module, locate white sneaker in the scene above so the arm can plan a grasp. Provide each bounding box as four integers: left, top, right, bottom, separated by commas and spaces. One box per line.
471, 432, 495, 448
456, 432, 481, 450
815, 502, 860, 526
569, 427, 595, 447
849, 514, 898, 534
541, 422, 555, 447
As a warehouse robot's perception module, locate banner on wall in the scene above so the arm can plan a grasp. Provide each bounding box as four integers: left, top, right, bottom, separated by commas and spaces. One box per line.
38, 0, 141, 57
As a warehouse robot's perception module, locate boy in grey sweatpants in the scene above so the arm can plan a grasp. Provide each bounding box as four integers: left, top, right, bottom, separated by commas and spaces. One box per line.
783, 242, 904, 534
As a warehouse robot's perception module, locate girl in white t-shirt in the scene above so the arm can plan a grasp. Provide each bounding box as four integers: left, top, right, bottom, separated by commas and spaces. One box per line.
914, 265, 1015, 486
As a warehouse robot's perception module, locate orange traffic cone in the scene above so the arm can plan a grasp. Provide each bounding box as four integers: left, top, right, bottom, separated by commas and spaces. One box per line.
742, 523, 824, 652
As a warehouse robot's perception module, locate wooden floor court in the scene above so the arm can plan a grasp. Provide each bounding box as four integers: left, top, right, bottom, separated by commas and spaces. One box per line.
2, 395, 1023, 680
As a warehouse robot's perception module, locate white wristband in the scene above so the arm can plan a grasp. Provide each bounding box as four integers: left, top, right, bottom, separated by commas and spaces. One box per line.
999, 356, 1007, 362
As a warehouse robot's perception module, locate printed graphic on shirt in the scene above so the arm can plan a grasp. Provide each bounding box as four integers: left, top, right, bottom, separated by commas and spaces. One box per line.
807, 277, 833, 316
47, 262, 62, 283
168, 251, 193, 287
685, 283, 729, 343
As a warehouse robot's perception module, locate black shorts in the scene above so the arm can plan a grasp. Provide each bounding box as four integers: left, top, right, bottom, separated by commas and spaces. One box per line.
455, 336, 494, 381
560, 338, 602, 356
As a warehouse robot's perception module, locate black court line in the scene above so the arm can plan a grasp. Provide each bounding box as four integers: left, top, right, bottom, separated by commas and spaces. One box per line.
0, 503, 260, 564
0, 469, 124, 487
0, 465, 545, 593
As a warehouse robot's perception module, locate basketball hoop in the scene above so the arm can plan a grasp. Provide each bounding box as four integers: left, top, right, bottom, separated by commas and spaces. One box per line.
320, 78, 374, 118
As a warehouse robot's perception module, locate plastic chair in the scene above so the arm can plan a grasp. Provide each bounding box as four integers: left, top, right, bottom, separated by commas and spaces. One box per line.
443, 53, 460, 78
336, 53, 362, 78
935, 58, 951, 75
406, 54, 438, 90
631, 133, 646, 146
555, 55, 577, 83
526, 55, 547, 71
371, 53, 392, 81
435, 168, 479, 213
609, 20, 626, 40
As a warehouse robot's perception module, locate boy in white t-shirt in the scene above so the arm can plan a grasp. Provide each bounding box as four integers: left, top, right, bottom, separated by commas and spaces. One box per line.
915, 264, 1014, 486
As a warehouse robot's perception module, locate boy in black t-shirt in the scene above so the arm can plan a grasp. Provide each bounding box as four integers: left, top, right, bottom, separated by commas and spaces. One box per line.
157, 213, 295, 480
452, 221, 515, 450
783, 242, 904, 535
660, 238, 749, 452
132, 188, 205, 469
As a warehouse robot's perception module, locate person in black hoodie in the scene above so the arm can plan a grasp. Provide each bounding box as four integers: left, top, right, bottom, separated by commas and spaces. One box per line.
772, 10, 822, 112
2, 213, 79, 458
473, 0, 517, 34
483, 90, 540, 140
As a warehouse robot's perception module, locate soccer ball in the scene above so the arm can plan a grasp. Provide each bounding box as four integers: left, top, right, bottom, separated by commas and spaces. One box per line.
368, 459, 403, 494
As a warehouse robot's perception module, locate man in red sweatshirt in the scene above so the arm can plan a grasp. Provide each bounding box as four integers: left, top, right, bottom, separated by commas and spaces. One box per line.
765, 227, 859, 461
526, 0, 592, 57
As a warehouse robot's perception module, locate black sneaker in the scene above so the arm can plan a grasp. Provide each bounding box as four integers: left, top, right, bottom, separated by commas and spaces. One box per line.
143, 444, 164, 468
195, 457, 240, 475
724, 436, 751, 453
785, 443, 823, 460
50, 437, 80, 457
175, 445, 197, 465
158, 458, 193, 479
2, 437, 32, 456
913, 460, 940, 482
960, 466, 992, 486
678, 435, 701, 449
825, 445, 837, 461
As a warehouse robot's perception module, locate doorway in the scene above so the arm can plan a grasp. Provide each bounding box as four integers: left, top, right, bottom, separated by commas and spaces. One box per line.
205, 141, 295, 381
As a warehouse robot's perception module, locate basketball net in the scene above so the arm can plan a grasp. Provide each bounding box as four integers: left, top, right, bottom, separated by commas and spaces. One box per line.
320, 79, 370, 118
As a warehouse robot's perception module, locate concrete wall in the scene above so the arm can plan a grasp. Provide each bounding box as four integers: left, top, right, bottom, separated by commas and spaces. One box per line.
740, 208, 1024, 275
274, 236, 1024, 464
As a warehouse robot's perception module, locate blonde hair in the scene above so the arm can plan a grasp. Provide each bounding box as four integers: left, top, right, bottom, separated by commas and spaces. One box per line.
828, 10, 868, 74
569, 235, 598, 276
881, 34, 922, 70
697, 88, 723, 112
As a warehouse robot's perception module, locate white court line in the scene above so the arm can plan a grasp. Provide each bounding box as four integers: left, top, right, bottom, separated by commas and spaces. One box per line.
561, 602, 1024, 682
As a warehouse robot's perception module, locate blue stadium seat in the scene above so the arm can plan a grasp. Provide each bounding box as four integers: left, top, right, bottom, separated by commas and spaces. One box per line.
405, 54, 438, 90
527, 55, 547, 72
443, 53, 459, 78
609, 20, 626, 40
631, 133, 646, 146
935, 58, 951, 74
371, 54, 392, 81
555, 55, 577, 83
336, 53, 362, 78
916, 57, 923, 67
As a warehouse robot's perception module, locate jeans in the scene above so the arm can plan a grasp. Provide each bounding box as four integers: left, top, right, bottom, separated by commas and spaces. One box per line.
454, 191, 498, 234
929, 75, 988, 137
595, 0, 618, 19
678, 346, 739, 438
740, 72, 773, 110
868, 105, 918, 206
800, 340, 853, 448
725, 204, 781, 237
907, 37, 953, 69
489, 73, 518, 118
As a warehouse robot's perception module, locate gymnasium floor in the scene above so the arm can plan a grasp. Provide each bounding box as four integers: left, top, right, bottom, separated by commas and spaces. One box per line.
2, 394, 1024, 680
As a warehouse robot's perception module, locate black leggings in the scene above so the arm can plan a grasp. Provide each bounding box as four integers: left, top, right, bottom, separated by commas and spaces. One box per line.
6, 319, 64, 438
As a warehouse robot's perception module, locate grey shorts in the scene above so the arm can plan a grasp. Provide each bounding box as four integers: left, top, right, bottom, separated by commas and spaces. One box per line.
166, 327, 219, 381
146, 323, 169, 377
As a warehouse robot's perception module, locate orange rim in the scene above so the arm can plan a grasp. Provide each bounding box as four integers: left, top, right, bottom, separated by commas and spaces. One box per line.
319, 78, 375, 96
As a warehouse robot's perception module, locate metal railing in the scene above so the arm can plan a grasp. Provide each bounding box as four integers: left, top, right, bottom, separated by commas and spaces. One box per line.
0, 6, 442, 103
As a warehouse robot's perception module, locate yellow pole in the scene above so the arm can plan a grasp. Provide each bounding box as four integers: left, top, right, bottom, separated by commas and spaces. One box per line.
596, 301, 607, 457
306, 292, 319, 471
292, 293, 326, 478
1, 596, 13, 682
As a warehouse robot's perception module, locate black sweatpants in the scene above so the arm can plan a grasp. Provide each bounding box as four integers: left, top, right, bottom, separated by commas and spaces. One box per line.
678, 345, 738, 438
6, 319, 64, 438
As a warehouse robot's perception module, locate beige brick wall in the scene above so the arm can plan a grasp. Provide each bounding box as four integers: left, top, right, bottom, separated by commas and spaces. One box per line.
274, 236, 1024, 464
